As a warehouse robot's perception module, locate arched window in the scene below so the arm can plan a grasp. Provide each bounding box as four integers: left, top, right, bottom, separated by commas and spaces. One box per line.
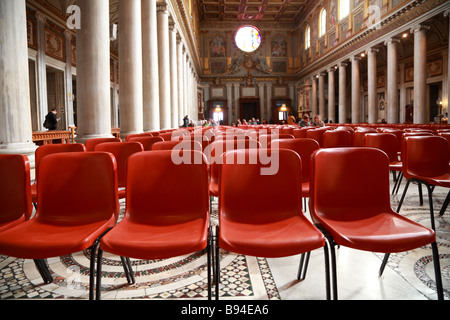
305, 25, 311, 49
339, 0, 350, 20
319, 8, 327, 37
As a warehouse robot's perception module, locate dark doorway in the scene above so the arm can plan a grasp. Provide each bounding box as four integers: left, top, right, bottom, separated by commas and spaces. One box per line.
429, 83, 441, 123
239, 98, 260, 121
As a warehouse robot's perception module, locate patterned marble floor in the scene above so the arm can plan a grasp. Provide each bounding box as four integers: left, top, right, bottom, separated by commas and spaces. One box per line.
0, 178, 449, 301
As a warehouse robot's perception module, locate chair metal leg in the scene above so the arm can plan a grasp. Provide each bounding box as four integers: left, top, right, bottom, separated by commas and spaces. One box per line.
120, 256, 134, 284
431, 242, 444, 300
207, 227, 212, 300
95, 248, 103, 300
297, 252, 311, 281
396, 179, 411, 212
439, 190, 450, 216
424, 183, 437, 232
33, 259, 52, 284
215, 226, 220, 300
418, 182, 423, 206
323, 242, 331, 300
328, 241, 338, 300
379, 253, 390, 276
393, 172, 403, 195
89, 243, 100, 300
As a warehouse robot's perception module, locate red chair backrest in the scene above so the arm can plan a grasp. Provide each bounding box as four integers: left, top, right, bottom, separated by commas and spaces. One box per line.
152, 140, 202, 151
272, 138, 320, 183
306, 128, 328, 147
159, 132, 175, 141
438, 132, 450, 152
36, 152, 119, 225
0, 155, 32, 225
310, 148, 391, 222
128, 136, 164, 151
85, 138, 122, 151
219, 149, 302, 223
364, 133, 399, 163
94, 142, 143, 188
125, 133, 153, 142
323, 130, 352, 148
403, 136, 449, 179
35, 143, 86, 171
125, 151, 209, 223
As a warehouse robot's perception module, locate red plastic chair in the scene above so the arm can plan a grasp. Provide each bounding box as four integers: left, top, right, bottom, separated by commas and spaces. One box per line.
159, 132, 175, 141
94, 142, 144, 199
209, 140, 261, 199
0, 155, 33, 232
0, 152, 120, 300
271, 138, 320, 206
397, 136, 450, 224
32, 143, 87, 204
95, 150, 211, 299
125, 133, 155, 141
214, 149, 327, 299
323, 130, 352, 148
151, 140, 203, 151
364, 133, 403, 194
85, 138, 122, 151
306, 128, 328, 147
309, 147, 444, 300
127, 136, 163, 151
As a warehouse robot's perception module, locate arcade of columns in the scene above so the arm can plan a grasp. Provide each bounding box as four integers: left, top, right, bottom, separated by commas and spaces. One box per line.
302, 5, 450, 126
0, 0, 199, 162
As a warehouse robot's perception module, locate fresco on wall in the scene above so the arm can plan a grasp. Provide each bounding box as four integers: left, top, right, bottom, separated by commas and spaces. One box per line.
211, 60, 227, 74
272, 61, 287, 73
271, 36, 287, 57
210, 35, 226, 57
329, 0, 338, 27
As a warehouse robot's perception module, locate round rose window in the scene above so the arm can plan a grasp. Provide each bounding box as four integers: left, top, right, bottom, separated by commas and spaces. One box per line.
235, 25, 262, 53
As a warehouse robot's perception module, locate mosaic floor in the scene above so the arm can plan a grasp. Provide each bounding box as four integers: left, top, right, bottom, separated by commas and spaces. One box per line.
0, 178, 449, 301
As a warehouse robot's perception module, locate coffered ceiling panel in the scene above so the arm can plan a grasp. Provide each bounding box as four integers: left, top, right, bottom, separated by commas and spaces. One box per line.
197, 0, 310, 22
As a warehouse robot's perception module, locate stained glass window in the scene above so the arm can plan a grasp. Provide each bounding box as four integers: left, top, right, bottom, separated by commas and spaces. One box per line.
235, 25, 262, 53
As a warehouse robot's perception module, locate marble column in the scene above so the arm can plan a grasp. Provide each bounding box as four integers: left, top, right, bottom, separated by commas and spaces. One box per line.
318, 73, 326, 121
311, 76, 318, 116
351, 56, 361, 123
259, 84, 266, 122
76, 0, 113, 142
266, 83, 272, 122
111, 60, 120, 128
183, 50, 188, 119
411, 24, 430, 124
35, 11, 48, 130
119, 0, 143, 137
177, 36, 185, 126
445, 10, 450, 116
328, 67, 336, 123
64, 30, 75, 128
157, 2, 171, 129
338, 62, 347, 123
142, 0, 160, 132
367, 48, 378, 124
234, 83, 241, 121
169, 22, 179, 128
386, 38, 400, 123
0, 0, 36, 156
227, 84, 233, 123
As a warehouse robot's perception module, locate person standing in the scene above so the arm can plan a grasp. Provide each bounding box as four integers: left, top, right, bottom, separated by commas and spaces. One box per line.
44, 108, 59, 131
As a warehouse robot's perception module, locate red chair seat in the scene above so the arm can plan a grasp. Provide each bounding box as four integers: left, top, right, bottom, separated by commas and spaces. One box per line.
219, 215, 325, 258
314, 211, 435, 253
100, 218, 208, 260
0, 216, 116, 259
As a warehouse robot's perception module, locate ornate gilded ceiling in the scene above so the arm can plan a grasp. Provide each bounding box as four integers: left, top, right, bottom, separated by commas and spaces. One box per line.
197, 0, 310, 23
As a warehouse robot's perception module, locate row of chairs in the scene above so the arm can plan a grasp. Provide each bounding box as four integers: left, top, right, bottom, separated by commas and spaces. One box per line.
0, 134, 448, 298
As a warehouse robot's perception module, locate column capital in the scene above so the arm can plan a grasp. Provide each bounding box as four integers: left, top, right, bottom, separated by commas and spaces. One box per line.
329, 66, 337, 73
35, 11, 46, 23
384, 38, 401, 46
366, 47, 379, 55
350, 56, 361, 62
338, 62, 347, 68
64, 29, 73, 39
444, 9, 450, 17
410, 24, 430, 34
157, 1, 169, 14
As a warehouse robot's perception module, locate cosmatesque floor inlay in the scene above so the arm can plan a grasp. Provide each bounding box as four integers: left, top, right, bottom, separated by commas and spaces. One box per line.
1, 179, 449, 300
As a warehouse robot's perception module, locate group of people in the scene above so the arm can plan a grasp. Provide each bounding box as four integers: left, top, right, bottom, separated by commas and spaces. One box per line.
298, 114, 325, 128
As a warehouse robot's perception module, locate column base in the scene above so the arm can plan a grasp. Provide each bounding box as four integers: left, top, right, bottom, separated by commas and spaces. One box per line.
75, 133, 115, 145
0, 142, 38, 169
